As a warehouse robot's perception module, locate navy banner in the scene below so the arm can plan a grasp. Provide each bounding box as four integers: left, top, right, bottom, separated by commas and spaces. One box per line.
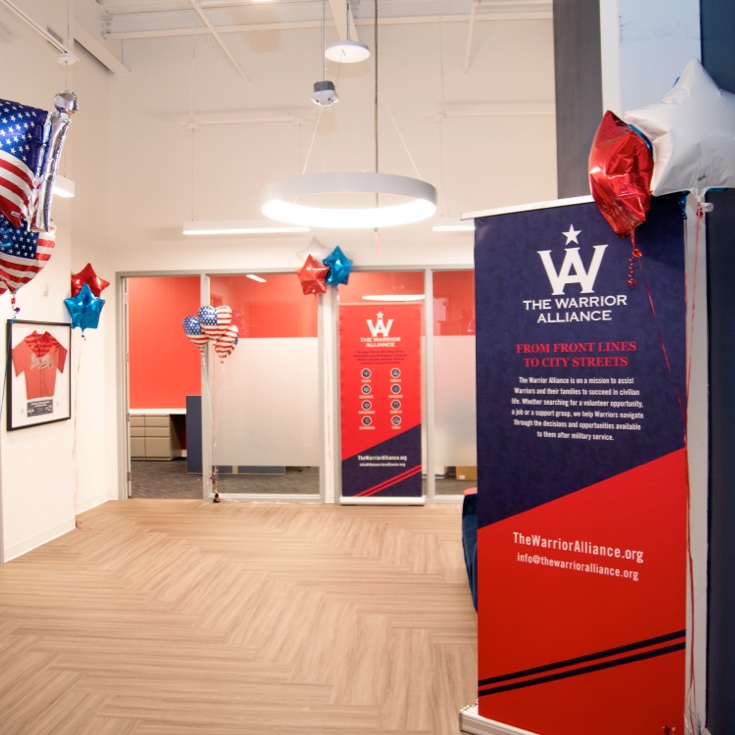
339, 303, 422, 498
474, 196, 687, 735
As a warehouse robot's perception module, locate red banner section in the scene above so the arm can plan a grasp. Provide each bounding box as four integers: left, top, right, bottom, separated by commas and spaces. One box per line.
339, 303, 422, 498
477, 449, 687, 735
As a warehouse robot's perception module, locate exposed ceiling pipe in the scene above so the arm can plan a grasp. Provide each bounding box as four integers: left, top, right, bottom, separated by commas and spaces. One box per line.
187, 0, 250, 82
0, 0, 78, 60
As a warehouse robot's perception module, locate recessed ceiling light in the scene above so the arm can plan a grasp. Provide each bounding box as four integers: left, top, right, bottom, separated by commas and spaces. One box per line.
183, 220, 310, 235
432, 217, 475, 232
362, 294, 426, 302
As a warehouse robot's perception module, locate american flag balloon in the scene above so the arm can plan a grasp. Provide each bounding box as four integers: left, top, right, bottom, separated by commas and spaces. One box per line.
215, 305, 232, 325
182, 315, 209, 351
0, 98, 49, 228
197, 305, 217, 324
214, 323, 239, 360
0, 214, 56, 295
200, 304, 226, 339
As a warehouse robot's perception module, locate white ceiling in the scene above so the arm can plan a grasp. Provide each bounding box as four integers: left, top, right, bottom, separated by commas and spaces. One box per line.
98, 0, 552, 37
91, 0, 552, 76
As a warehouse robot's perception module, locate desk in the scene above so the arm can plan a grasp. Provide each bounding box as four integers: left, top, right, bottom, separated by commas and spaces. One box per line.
130, 409, 185, 460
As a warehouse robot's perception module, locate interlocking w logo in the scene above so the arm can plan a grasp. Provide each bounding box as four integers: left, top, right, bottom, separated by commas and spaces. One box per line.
537, 245, 608, 295
366, 312, 394, 337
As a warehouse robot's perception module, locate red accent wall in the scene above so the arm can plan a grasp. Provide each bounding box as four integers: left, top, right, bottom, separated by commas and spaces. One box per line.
211, 274, 318, 338
128, 276, 202, 409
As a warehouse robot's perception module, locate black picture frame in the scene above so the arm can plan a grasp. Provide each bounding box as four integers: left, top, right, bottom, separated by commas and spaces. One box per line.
6, 319, 72, 430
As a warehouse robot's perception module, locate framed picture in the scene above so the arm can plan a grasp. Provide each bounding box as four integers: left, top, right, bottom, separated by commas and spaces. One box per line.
6, 319, 72, 431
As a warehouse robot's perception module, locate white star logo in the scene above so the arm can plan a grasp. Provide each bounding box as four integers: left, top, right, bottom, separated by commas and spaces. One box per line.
562, 225, 581, 245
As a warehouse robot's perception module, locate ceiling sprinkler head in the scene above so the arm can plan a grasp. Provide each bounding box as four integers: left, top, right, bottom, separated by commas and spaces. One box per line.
311, 80, 339, 107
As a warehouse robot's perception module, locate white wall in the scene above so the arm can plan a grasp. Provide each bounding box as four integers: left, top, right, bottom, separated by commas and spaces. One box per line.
0, 5, 557, 560
0, 10, 117, 560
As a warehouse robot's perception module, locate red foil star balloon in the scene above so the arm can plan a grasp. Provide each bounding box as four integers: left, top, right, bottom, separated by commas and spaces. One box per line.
71, 263, 110, 298
296, 254, 329, 296
589, 110, 653, 237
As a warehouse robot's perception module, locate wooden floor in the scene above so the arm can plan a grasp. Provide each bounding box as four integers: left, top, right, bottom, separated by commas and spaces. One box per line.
0, 500, 477, 735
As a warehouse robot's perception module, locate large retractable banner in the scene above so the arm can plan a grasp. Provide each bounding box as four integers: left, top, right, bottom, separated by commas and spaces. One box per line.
474, 196, 687, 735
339, 303, 422, 499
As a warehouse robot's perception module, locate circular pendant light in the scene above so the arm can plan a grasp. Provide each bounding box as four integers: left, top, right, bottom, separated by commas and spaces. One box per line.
262, 172, 437, 229
262, 0, 435, 231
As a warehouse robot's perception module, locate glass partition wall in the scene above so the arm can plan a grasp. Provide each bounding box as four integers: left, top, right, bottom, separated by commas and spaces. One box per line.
432, 271, 477, 495
207, 273, 321, 498
124, 269, 477, 502
334, 269, 477, 499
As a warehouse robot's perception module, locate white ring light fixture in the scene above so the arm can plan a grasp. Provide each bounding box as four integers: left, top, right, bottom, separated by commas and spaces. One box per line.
262, 172, 437, 229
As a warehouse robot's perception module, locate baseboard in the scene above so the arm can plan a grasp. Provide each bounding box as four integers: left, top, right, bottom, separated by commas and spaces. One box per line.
3, 518, 76, 563
76, 491, 116, 515
459, 705, 540, 735
340, 496, 425, 506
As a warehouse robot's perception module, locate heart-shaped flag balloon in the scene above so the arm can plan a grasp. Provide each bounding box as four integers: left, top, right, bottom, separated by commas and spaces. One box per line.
197, 305, 218, 337
183, 304, 238, 354
182, 315, 209, 351
214, 323, 239, 360
200, 304, 232, 339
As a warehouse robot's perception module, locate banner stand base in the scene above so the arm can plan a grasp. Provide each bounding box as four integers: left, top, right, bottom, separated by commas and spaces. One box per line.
459, 705, 540, 735
340, 496, 425, 506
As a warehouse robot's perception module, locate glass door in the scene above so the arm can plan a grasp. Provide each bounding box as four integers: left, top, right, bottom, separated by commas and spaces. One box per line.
206, 273, 321, 498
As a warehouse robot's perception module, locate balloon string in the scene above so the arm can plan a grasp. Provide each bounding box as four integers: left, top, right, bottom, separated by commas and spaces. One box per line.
0, 311, 14, 426
684, 200, 707, 735
212, 357, 226, 500
635, 227, 699, 732
685, 203, 704, 399
200, 348, 213, 498
72, 334, 83, 526
627, 230, 642, 287
685, 463, 699, 735
635, 254, 687, 434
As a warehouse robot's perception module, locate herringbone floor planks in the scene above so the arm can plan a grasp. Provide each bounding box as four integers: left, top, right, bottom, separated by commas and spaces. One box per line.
0, 500, 477, 735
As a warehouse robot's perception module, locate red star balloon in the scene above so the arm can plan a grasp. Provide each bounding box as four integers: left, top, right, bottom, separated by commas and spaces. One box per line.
589, 110, 653, 237
71, 263, 110, 298
296, 254, 329, 296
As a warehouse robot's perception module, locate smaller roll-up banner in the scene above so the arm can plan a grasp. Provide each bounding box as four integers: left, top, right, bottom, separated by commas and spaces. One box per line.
473, 195, 687, 735
339, 303, 422, 500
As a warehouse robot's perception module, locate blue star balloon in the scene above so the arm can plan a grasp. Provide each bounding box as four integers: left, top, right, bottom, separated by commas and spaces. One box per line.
64, 283, 105, 332
323, 246, 352, 287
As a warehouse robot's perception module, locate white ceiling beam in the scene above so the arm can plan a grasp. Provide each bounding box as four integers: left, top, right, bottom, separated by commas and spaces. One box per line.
103, 10, 549, 42
187, 0, 250, 82
74, 0, 129, 73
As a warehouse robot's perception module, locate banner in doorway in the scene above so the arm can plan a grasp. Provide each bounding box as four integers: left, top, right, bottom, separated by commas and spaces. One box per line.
339, 303, 422, 498
474, 196, 687, 735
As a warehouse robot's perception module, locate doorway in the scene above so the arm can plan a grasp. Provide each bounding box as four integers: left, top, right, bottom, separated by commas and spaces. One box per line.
125, 273, 321, 499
